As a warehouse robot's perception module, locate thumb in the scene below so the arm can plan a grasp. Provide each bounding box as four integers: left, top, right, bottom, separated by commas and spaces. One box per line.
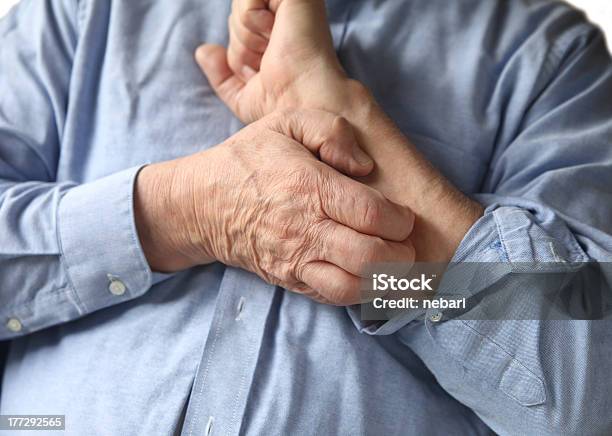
194, 44, 245, 117
263, 109, 374, 177
322, 115, 374, 177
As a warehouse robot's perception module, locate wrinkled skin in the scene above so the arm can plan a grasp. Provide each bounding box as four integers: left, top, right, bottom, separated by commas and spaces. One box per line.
136, 109, 415, 305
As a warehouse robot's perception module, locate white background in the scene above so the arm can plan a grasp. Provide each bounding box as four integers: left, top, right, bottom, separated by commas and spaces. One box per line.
0, 0, 610, 46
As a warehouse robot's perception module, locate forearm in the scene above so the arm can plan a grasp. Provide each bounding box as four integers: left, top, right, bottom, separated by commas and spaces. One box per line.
336, 81, 483, 262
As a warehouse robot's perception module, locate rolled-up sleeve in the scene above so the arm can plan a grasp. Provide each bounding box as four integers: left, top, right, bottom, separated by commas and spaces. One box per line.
0, 1, 155, 339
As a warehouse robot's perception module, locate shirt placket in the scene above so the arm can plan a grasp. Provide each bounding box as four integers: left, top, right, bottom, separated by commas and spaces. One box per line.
181, 267, 277, 436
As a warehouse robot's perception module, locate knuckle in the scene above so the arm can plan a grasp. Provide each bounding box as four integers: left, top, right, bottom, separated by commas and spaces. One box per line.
236, 47, 251, 63
361, 196, 384, 230
241, 10, 258, 31
315, 170, 337, 210
286, 165, 315, 192
357, 238, 384, 270
277, 255, 302, 285
277, 107, 298, 120
277, 219, 295, 242
301, 226, 322, 257
292, 261, 306, 284
313, 219, 336, 258
242, 30, 255, 46
244, 32, 263, 50
239, 8, 251, 25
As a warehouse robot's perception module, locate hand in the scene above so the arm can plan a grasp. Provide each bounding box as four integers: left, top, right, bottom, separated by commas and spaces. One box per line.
195, 0, 356, 123
135, 109, 415, 305
195, 0, 484, 263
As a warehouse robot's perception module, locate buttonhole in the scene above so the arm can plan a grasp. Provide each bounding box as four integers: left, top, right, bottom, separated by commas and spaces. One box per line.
205, 416, 214, 436
235, 297, 246, 321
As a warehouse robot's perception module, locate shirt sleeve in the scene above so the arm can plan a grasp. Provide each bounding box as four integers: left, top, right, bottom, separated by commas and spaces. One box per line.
0, 0, 157, 339
349, 9, 612, 436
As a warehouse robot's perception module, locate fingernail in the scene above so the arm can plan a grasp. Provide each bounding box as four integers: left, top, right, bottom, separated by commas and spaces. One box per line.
352, 145, 373, 167
242, 65, 256, 80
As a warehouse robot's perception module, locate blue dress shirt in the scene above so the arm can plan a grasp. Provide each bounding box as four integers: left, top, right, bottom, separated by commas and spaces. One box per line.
1, 0, 611, 435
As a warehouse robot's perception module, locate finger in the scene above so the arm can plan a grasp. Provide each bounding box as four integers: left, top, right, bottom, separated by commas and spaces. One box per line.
320, 221, 416, 277
320, 174, 415, 242
298, 261, 362, 305
260, 272, 333, 305
263, 109, 373, 177
231, 12, 269, 53
319, 116, 374, 177
228, 25, 262, 79
235, 0, 275, 39
194, 44, 245, 115
291, 281, 335, 305
242, 8, 275, 38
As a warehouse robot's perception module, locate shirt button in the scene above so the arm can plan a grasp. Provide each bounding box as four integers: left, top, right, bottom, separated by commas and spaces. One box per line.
108, 279, 126, 296
6, 318, 22, 332
429, 312, 442, 323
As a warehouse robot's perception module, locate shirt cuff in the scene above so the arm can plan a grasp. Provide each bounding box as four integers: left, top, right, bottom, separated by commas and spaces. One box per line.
347, 199, 591, 335
57, 166, 153, 315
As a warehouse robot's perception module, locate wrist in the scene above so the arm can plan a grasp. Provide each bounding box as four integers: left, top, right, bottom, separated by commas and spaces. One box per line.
411, 181, 484, 262
134, 159, 203, 272
323, 78, 375, 119
284, 74, 373, 120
